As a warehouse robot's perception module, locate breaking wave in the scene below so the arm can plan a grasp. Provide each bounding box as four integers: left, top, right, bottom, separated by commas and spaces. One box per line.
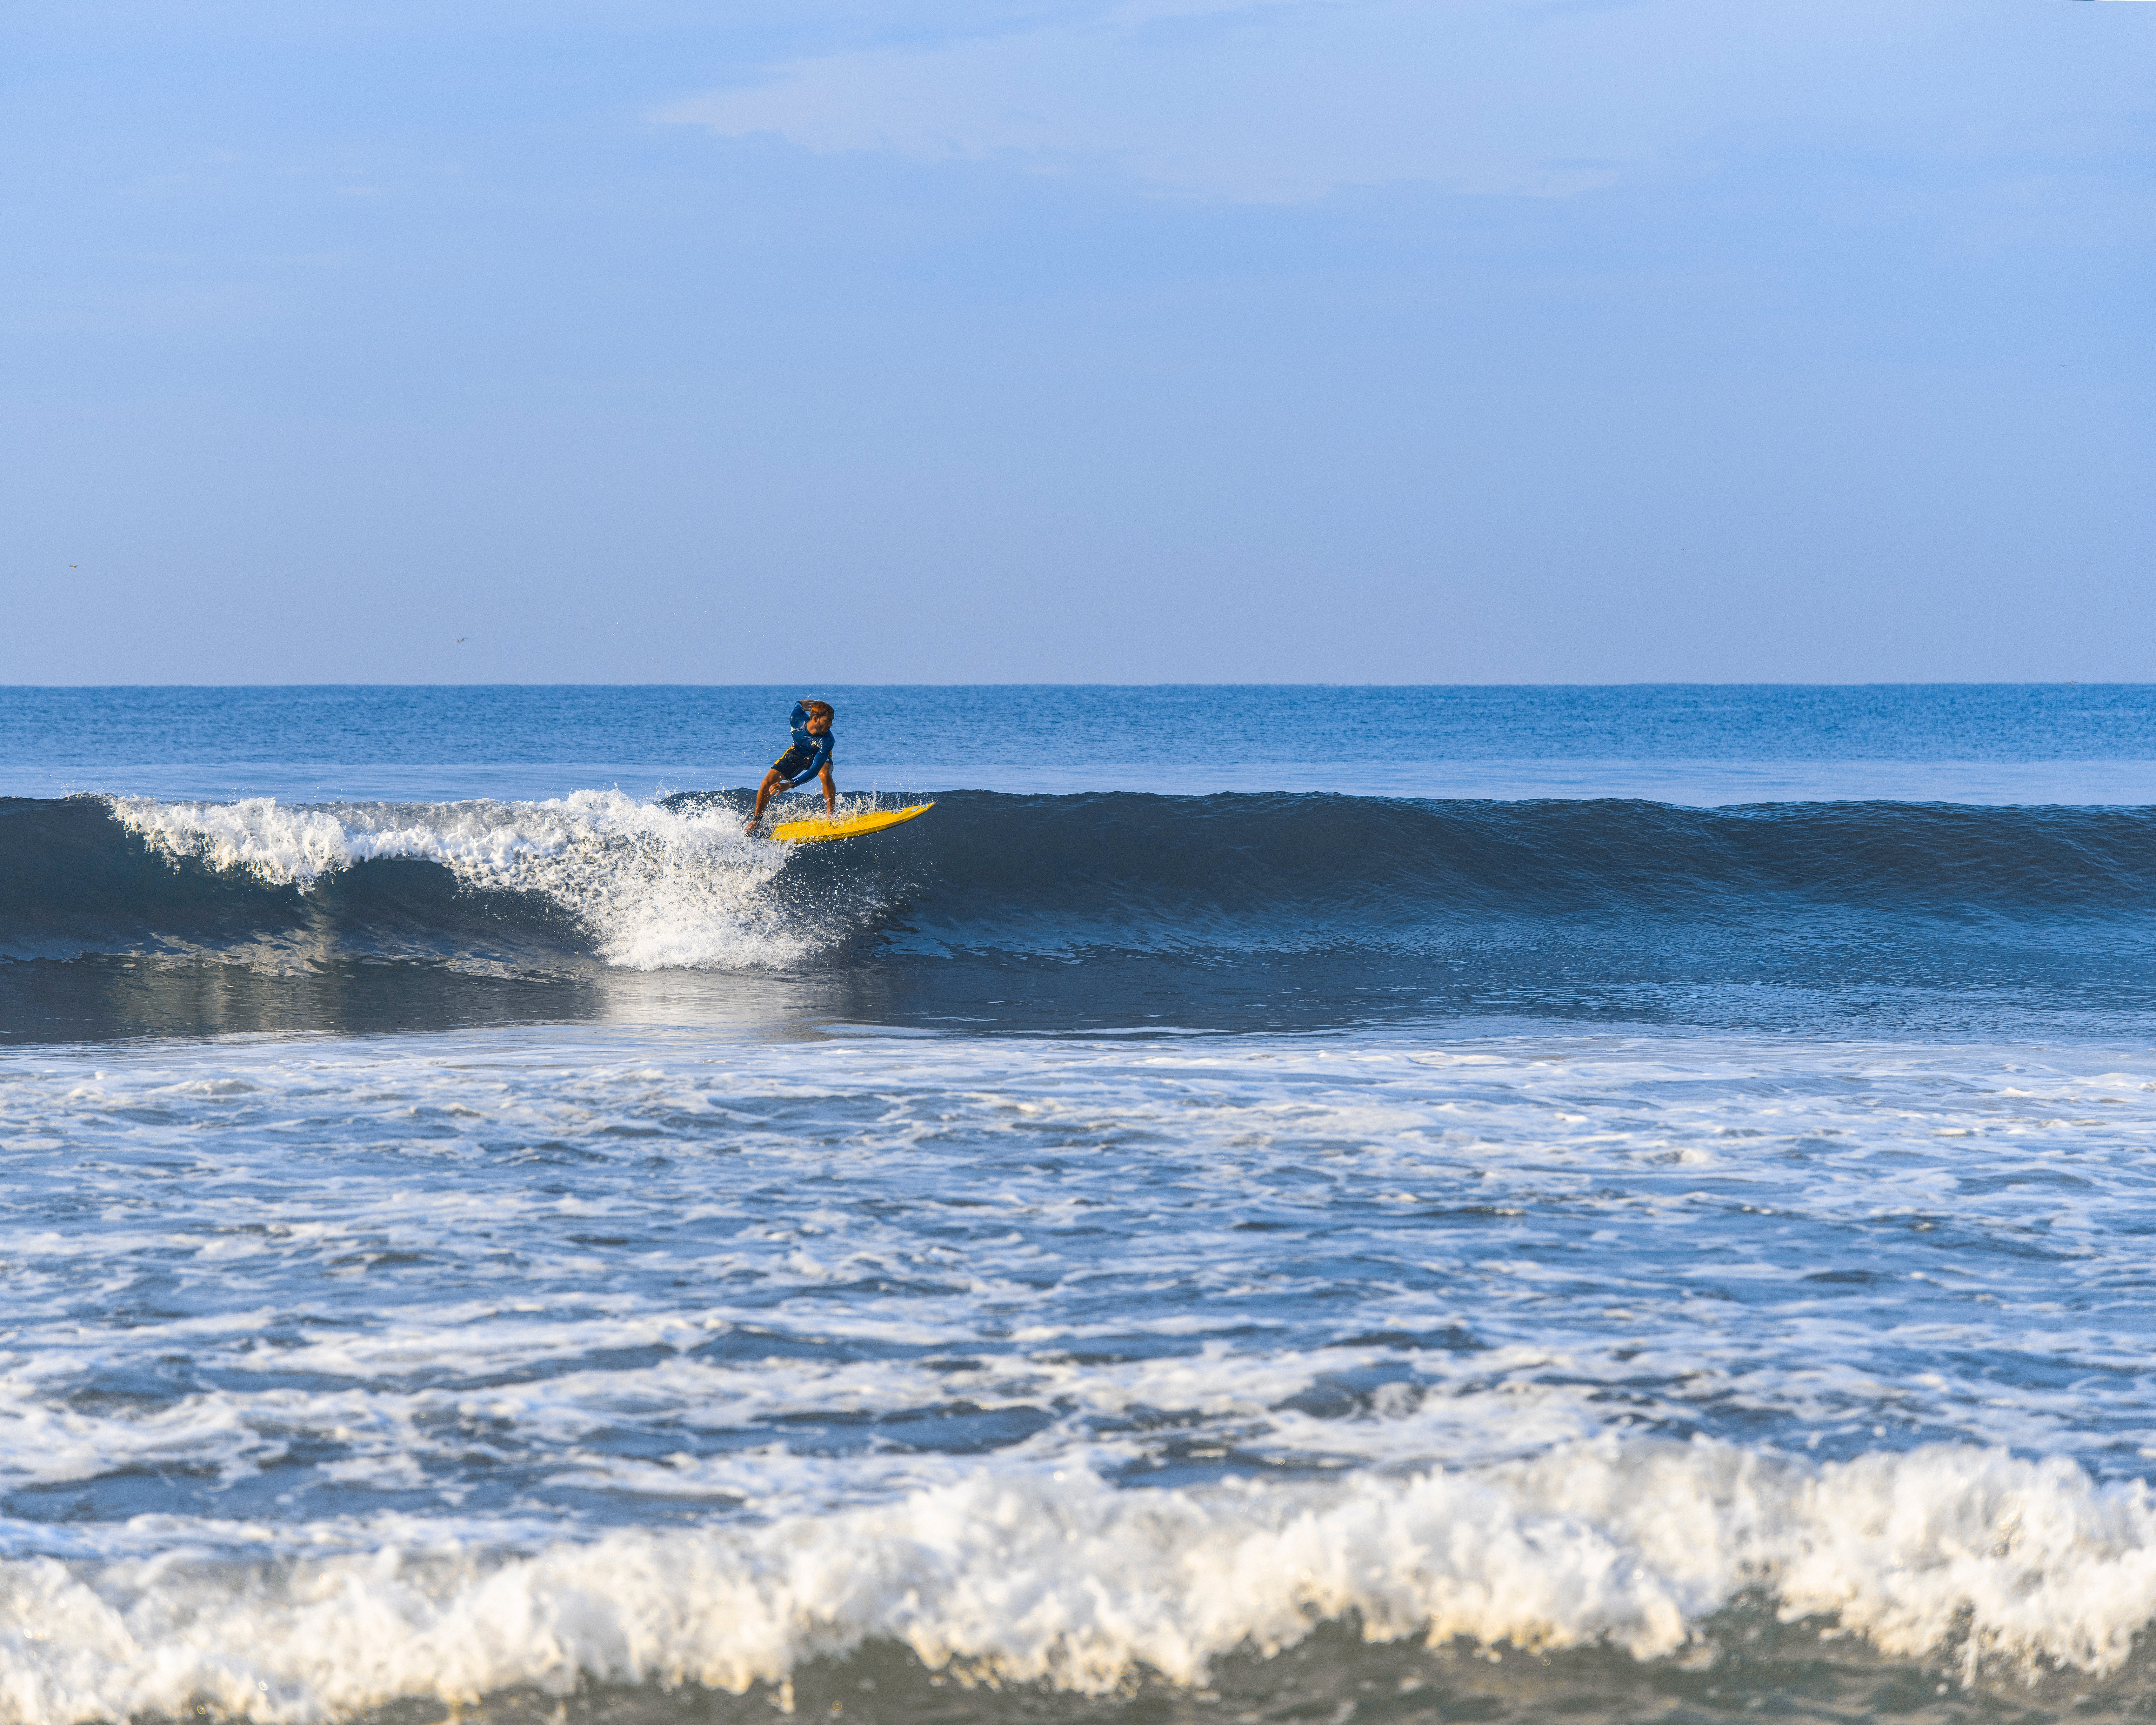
5, 789, 2156, 1040
0, 791, 888, 973
6, 1442, 2155, 1723
6, 791, 2155, 959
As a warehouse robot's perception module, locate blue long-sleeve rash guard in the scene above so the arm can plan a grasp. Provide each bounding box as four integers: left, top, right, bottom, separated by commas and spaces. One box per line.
782, 703, 835, 784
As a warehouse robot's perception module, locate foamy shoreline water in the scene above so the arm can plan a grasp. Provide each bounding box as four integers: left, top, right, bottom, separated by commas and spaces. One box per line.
3, 1026, 2154, 1719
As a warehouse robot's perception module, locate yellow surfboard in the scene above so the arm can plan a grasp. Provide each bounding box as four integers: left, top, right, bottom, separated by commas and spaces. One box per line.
770, 803, 935, 845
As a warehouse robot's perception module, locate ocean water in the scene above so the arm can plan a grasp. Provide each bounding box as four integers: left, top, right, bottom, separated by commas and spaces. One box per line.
3, 685, 2156, 1725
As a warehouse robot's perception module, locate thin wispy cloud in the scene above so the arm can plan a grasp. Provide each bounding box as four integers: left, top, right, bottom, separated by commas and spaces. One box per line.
658, 0, 2073, 202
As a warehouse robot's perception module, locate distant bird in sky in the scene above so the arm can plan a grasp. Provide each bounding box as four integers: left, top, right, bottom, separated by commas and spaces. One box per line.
455, 637, 466, 644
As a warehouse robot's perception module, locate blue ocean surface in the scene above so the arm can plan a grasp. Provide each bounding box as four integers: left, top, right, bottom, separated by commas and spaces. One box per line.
9, 682, 2156, 803
2, 685, 2155, 1725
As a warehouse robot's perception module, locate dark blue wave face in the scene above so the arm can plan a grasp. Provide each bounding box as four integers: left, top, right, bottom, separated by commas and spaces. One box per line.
789, 791, 2156, 1036
831, 789, 2156, 927
5, 791, 2156, 1042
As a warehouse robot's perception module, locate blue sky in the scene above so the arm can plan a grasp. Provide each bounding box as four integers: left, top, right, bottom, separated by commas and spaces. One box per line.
5, 0, 2152, 683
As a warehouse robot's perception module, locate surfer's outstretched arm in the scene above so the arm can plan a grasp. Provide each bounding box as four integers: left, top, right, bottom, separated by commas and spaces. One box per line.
818, 763, 837, 816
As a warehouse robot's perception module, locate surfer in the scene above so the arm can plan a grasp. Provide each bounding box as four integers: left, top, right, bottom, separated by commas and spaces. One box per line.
746, 700, 837, 832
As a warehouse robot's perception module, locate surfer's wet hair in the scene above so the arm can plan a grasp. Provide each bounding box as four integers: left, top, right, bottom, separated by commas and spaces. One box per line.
805, 701, 835, 722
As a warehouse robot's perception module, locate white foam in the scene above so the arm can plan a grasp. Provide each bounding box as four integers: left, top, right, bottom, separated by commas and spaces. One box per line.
8, 1032, 2156, 1526
109, 792, 886, 970
3, 1441, 2153, 1723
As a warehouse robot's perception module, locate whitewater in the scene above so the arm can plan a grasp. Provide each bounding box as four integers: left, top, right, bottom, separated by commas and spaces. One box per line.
110, 789, 830, 970
5, 685, 2156, 1725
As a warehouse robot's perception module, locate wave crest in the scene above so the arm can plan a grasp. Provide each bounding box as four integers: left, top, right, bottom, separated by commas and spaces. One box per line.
6, 1441, 2154, 1723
